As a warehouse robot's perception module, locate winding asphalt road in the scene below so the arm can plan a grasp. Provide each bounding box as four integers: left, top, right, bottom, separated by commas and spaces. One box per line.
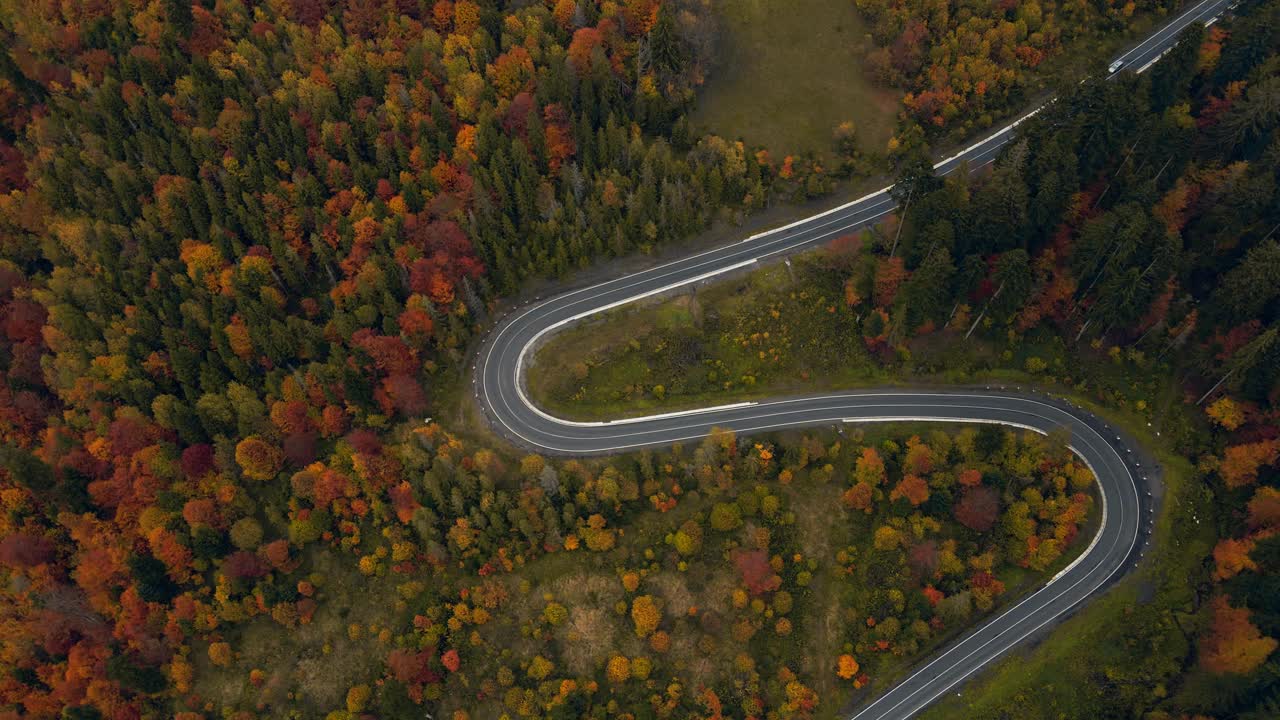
473, 2, 1224, 717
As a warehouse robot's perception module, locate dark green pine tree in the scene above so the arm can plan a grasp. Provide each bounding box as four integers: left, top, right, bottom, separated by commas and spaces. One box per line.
649, 2, 686, 78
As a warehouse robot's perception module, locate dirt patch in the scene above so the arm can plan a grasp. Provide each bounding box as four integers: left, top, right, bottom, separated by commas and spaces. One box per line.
560, 605, 614, 676
646, 572, 694, 617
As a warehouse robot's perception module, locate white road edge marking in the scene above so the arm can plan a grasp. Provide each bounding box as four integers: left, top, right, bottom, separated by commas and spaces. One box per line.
511, 257, 759, 428
606, 402, 758, 426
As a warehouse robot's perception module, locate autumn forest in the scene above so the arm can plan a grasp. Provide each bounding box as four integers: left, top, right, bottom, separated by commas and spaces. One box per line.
0, 1, 1278, 720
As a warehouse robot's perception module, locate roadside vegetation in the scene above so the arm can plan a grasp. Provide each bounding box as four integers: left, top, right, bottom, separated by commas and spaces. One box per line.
530, 257, 879, 418
920, 448, 1212, 718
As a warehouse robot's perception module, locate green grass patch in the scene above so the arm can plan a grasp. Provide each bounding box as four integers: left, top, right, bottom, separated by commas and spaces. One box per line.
528, 247, 1195, 440
689, 0, 900, 155
528, 257, 889, 418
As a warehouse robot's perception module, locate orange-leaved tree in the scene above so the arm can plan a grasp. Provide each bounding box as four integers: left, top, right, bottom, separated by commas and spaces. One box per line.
1200, 596, 1278, 675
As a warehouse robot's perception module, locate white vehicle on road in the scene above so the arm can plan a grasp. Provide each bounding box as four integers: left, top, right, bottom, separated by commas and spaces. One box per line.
1109, 59, 1126, 74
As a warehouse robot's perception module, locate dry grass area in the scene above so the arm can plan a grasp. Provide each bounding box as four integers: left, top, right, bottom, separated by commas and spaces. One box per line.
561, 605, 617, 676
527, 567, 632, 676
661, 563, 751, 687
648, 571, 697, 616
786, 480, 862, 708
190, 550, 398, 714
546, 568, 621, 608
516, 540, 778, 691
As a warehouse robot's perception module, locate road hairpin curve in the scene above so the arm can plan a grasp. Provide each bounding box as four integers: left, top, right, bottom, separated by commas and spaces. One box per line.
474, 1, 1225, 714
